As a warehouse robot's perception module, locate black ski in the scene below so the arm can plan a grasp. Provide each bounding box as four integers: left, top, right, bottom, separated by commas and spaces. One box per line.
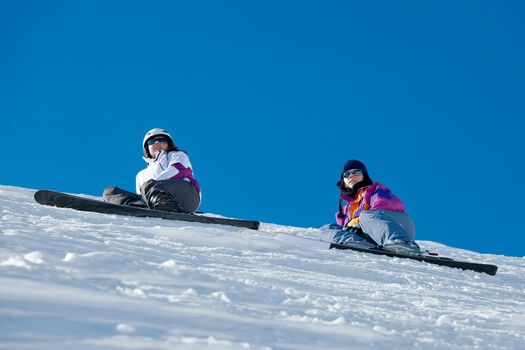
34, 190, 260, 230
329, 242, 498, 276
33, 190, 497, 275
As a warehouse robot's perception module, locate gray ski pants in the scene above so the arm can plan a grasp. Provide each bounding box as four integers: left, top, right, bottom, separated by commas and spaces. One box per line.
320, 210, 415, 246
359, 210, 415, 245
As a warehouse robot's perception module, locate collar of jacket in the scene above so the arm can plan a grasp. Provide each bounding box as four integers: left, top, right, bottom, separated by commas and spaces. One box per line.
143, 150, 168, 164
338, 182, 371, 215
341, 180, 370, 199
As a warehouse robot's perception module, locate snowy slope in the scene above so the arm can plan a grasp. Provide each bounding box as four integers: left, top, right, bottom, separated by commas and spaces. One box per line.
1, 185, 524, 350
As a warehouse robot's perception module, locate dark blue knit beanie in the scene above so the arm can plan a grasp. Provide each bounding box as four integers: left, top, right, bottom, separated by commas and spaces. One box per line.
341, 159, 371, 181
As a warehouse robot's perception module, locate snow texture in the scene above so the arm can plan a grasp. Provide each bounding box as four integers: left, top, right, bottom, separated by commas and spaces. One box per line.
1, 185, 524, 349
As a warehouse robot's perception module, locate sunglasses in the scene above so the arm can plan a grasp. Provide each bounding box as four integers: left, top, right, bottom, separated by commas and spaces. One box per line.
147, 137, 169, 145
343, 170, 363, 178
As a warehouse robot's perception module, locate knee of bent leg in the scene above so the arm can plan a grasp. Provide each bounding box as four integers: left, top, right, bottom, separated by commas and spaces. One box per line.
103, 186, 119, 196
140, 179, 158, 193
359, 210, 380, 225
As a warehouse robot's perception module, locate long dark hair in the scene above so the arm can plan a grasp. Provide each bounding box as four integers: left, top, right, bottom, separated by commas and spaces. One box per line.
166, 138, 179, 153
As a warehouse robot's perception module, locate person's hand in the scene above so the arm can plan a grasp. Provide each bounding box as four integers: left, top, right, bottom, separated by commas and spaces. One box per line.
153, 149, 165, 160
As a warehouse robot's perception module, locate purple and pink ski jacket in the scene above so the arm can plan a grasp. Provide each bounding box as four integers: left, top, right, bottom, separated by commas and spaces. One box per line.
336, 182, 406, 227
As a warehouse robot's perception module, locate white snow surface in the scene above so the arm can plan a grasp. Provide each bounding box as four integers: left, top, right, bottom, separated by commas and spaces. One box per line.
1, 185, 524, 350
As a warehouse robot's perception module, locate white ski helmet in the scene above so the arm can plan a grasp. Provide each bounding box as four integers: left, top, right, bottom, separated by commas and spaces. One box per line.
143, 128, 174, 158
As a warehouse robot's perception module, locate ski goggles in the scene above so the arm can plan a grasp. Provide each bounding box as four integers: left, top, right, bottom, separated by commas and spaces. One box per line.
146, 137, 169, 145
343, 170, 363, 178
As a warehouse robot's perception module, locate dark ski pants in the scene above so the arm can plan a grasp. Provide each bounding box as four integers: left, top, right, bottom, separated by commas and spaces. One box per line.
103, 179, 200, 213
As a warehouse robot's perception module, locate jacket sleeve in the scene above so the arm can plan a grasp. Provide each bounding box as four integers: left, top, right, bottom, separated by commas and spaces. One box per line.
134, 152, 191, 193
153, 151, 194, 181
369, 184, 406, 212
135, 170, 144, 194
335, 200, 350, 226
335, 210, 347, 226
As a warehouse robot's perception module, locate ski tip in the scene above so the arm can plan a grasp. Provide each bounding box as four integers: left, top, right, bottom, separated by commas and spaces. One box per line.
34, 189, 54, 205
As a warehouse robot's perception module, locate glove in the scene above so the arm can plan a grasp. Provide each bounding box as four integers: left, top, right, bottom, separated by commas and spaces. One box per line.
345, 224, 363, 235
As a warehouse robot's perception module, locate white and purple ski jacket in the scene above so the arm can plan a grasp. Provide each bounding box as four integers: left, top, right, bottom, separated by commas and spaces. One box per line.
136, 150, 201, 197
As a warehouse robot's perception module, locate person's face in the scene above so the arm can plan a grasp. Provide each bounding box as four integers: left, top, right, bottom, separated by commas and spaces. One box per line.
342, 169, 364, 189
147, 136, 169, 158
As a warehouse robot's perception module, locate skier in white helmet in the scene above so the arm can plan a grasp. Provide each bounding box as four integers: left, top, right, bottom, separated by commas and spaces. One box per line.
103, 128, 201, 213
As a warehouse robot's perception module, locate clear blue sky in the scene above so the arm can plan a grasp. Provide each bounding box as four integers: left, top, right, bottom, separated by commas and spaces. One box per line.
2, 1, 524, 257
